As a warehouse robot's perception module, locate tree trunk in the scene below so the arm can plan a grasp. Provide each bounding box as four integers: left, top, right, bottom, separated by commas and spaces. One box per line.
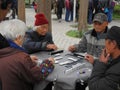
18, 0, 26, 22
36, 0, 52, 33
78, 0, 88, 32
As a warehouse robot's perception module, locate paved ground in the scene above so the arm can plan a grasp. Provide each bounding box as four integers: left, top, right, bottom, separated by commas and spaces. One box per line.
26, 8, 120, 51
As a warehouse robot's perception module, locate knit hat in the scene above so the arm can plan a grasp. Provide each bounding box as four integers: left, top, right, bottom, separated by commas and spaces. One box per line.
106, 26, 120, 45
34, 13, 48, 26
93, 13, 108, 23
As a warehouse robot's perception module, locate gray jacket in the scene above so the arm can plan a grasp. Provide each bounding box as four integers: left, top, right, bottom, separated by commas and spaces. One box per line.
74, 27, 108, 58
22, 30, 54, 54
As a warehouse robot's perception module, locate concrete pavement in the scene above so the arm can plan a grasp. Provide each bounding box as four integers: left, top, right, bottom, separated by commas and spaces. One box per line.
25, 8, 120, 50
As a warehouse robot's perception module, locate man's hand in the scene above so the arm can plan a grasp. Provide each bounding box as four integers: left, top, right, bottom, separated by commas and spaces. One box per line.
100, 49, 110, 64
48, 57, 55, 64
85, 54, 94, 64
68, 45, 76, 52
30, 55, 38, 62
46, 44, 58, 50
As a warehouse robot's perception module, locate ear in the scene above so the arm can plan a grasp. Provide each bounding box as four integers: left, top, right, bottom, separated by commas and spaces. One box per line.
104, 21, 108, 26
112, 40, 118, 49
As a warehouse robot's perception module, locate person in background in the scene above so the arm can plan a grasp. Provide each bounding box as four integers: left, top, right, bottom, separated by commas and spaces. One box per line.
0, 19, 55, 90
65, 0, 71, 22
11, 0, 18, 19
23, 13, 58, 54
56, 0, 64, 22
68, 13, 109, 62
88, 26, 120, 90
107, 0, 116, 22
87, 0, 94, 24
32, 0, 37, 13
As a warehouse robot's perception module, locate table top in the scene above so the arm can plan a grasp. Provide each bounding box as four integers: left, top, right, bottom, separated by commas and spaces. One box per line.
33, 50, 93, 90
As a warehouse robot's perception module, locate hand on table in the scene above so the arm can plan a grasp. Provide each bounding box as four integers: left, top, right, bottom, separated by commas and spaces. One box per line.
30, 55, 38, 62
47, 44, 58, 50
85, 54, 94, 64
48, 57, 55, 64
68, 45, 76, 52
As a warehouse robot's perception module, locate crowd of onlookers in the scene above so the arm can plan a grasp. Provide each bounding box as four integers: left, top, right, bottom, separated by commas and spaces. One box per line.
51, 0, 117, 23
6, 0, 117, 24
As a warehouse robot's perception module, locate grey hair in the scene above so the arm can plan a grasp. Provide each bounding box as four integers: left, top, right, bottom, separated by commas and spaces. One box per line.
33, 26, 40, 31
0, 19, 28, 41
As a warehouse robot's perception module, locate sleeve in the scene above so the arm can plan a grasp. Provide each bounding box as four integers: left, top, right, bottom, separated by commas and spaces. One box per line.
46, 32, 54, 44
88, 60, 120, 90
23, 32, 48, 53
73, 34, 87, 53
18, 53, 54, 83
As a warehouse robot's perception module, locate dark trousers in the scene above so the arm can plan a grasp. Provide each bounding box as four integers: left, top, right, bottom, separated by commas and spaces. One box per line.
43, 82, 53, 90
75, 81, 88, 90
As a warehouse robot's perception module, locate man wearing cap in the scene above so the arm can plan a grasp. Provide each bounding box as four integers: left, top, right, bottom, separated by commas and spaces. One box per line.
88, 26, 120, 90
23, 13, 58, 54
68, 13, 109, 62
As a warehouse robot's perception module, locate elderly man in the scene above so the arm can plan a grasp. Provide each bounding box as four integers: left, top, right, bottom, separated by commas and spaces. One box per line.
68, 13, 109, 62
88, 26, 120, 90
0, 19, 55, 90
23, 13, 58, 54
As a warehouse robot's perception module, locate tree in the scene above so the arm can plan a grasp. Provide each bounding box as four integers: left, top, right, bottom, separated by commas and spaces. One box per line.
78, 0, 88, 33
18, 0, 26, 22
36, 0, 52, 33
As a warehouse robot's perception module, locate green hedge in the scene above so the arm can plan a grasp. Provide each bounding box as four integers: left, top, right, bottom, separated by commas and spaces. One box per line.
114, 5, 120, 14
113, 5, 120, 19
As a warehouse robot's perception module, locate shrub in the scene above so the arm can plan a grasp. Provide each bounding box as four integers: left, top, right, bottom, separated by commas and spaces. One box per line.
114, 5, 120, 14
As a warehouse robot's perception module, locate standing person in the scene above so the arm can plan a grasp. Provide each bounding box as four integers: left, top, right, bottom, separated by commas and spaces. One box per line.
11, 0, 18, 19
56, 0, 64, 22
75, 0, 79, 22
0, 19, 55, 90
32, 1, 37, 13
93, 0, 99, 14
88, 26, 120, 90
23, 13, 58, 54
68, 13, 109, 61
97, 0, 110, 14
107, 0, 116, 22
88, 0, 94, 24
0, 0, 13, 48
65, 0, 71, 22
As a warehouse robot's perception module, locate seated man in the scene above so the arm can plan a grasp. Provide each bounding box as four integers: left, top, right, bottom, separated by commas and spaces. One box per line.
0, 19, 55, 90
88, 26, 120, 90
23, 13, 58, 54
68, 13, 109, 61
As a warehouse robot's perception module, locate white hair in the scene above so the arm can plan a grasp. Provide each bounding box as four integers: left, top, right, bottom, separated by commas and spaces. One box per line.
0, 19, 28, 41
33, 26, 40, 31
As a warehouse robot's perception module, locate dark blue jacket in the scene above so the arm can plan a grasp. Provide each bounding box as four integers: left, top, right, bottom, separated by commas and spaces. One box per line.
22, 30, 54, 54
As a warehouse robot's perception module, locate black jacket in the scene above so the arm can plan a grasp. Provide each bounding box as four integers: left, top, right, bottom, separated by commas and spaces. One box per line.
89, 56, 120, 90
0, 34, 10, 49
